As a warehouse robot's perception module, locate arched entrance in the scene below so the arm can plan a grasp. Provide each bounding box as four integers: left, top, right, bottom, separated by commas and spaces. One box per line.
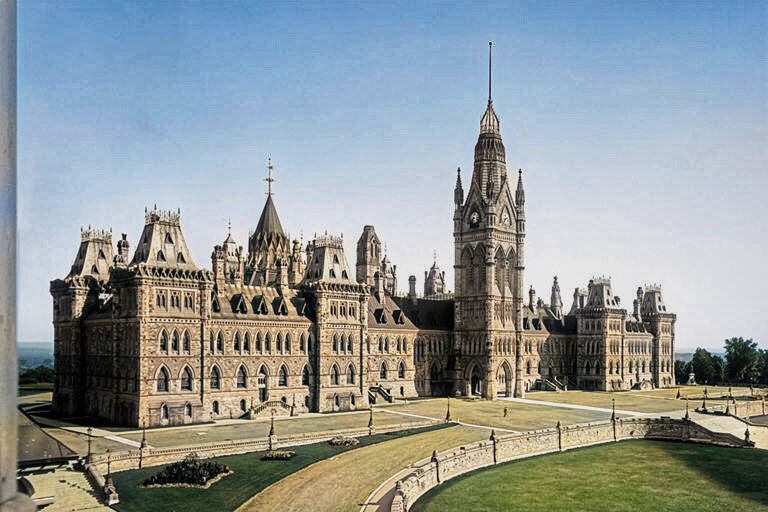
429, 362, 442, 396
497, 361, 513, 397
257, 367, 268, 402
470, 367, 482, 396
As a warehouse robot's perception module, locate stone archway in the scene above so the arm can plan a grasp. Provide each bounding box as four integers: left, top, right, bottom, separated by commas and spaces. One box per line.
497, 361, 513, 397
470, 368, 482, 396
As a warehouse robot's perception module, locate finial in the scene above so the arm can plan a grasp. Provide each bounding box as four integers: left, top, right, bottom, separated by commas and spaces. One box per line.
265, 157, 275, 197
227, 217, 231, 235
457, 166, 461, 176
433, 250, 437, 263
488, 41, 493, 103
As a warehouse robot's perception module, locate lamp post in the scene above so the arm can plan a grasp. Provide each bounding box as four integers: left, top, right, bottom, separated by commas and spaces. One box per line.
611, 398, 616, 421
87, 427, 93, 461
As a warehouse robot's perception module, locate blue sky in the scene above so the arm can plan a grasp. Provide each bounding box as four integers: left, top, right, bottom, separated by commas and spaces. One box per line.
18, 1, 767, 351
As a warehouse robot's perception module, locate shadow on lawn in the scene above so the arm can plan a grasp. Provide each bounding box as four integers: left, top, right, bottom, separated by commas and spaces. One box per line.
659, 440, 768, 506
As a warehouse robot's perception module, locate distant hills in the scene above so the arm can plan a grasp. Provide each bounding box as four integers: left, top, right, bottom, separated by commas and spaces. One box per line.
18, 342, 53, 369
675, 351, 726, 363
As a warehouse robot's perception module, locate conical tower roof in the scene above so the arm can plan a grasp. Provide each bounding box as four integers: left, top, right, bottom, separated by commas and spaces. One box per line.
255, 195, 285, 237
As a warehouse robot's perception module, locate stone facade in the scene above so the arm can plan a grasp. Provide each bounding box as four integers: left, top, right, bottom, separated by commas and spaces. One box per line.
50, 56, 676, 427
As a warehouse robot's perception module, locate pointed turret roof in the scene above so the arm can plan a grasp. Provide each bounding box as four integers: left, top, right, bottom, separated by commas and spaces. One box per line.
255, 195, 285, 236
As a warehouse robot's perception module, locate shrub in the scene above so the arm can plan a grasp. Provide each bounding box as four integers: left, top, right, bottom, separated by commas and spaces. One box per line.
328, 436, 359, 447
141, 453, 230, 487
261, 450, 295, 461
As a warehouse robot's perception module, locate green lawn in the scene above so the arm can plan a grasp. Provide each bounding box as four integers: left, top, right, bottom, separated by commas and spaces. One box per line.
381, 397, 616, 431
111, 423, 452, 512
411, 441, 768, 512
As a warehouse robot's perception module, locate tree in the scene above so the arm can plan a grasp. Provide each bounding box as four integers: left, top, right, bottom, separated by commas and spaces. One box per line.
691, 348, 716, 384
724, 337, 760, 384
757, 348, 768, 386
711, 355, 725, 385
674, 360, 689, 384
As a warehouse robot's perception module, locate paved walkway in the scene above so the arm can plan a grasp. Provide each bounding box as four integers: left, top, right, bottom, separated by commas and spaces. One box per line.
690, 411, 768, 449
378, 408, 519, 433
499, 397, 656, 416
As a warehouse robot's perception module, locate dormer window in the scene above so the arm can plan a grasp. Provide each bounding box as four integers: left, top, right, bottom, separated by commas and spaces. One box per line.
329, 269, 336, 278
333, 254, 340, 264
98, 249, 106, 260
157, 250, 166, 262
177, 252, 186, 263
91, 265, 99, 274
165, 233, 174, 244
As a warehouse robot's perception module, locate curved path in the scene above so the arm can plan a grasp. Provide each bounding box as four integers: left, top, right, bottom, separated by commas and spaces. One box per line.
236, 425, 487, 512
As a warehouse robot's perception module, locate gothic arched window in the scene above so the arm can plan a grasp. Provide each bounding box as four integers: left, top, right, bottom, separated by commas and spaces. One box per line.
330, 365, 340, 386
278, 365, 288, 387
301, 365, 309, 386
347, 364, 355, 385
181, 366, 193, 391
210, 366, 221, 389
157, 367, 170, 392
379, 362, 388, 380
183, 331, 190, 353
159, 330, 168, 353
236, 365, 248, 388
398, 361, 406, 379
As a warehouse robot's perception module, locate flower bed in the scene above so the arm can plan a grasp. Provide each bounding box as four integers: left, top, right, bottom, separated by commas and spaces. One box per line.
141, 453, 230, 488
328, 435, 360, 447
261, 450, 296, 461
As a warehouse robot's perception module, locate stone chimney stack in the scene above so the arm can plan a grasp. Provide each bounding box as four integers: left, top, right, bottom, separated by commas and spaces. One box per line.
408, 275, 417, 298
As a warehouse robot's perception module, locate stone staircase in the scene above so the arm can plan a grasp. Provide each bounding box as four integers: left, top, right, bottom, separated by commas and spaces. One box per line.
369, 385, 393, 404
25, 467, 110, 511
690, 412, 768, 449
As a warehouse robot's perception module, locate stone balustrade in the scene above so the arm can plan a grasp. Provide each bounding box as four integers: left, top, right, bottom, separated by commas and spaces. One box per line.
389, 417, 752, 512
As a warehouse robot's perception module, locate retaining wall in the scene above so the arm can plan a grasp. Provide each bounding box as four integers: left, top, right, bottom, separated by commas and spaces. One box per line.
390, 417, 752, 512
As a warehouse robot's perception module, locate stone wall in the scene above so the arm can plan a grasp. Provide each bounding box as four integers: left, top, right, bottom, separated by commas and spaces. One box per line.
390, 417, 752, 512
88, 419, 436, 477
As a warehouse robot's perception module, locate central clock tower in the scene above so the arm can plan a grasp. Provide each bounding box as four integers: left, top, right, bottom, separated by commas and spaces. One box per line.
452, 43, 526, 398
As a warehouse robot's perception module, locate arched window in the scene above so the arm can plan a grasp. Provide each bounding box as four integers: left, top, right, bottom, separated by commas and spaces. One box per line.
397, 338, 401, 352
244, 332, 251, 353
234, 332, 241, 352
526, 360, 532, 374
350, 393, 356, 406
277, 332, 283, 353
159, 330, 168, 352
278, 365, 288, 387
347, 335, 353, 353
256, 332, 263, 352
160, 403, 168, 419
300, 333, 306, 353
236, 365, 247, 388
157, 250, 166, 262
212, 401, 219, 414
240, 399, 247, 412
285, 333, 291, 354
379, 362, 388, 380
157, 367, 170, 392
185, 403, 192, 417
183, 331, 190, 353
265, 333, 272, 353
347, 364, 355, 385
398, 361, 406, 379
333, 334, 339, 353
210, 366, 221, 389
331, 365, 340, 386
385, 337, 390, 353
171, 330, 179, 352
216, 332, 224, 353
301, 365, 309, 386
402, 339, 408, 353
378, 337, 384, 353
181, 367, 193, 391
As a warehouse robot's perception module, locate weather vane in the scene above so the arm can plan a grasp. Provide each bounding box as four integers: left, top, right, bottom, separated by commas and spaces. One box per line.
265, 157, 275, 196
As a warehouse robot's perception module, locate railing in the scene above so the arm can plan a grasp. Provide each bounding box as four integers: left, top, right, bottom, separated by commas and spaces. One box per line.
387, 417, 753, 512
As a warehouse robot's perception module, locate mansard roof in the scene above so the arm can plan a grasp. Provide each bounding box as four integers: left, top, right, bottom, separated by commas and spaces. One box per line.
130, 207, 198, 270
367, 291, 416, 330
393, 296, 454, 331
212, 283, 312, 322
67, 227, 114, 280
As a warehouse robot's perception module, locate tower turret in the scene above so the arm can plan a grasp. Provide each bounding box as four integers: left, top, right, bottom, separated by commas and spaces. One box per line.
454, 167, 464, 207
550, 275, 563, 318
355, 225, 381, 286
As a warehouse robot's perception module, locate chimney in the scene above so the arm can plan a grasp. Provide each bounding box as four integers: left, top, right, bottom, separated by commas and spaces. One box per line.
408, 275, 417, 298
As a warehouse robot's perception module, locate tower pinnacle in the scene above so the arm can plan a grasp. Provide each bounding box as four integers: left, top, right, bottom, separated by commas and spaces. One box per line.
488, 41, 492, 104
265, 158, 275, 197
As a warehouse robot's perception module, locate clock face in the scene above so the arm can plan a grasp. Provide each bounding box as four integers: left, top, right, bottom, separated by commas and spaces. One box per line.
469, 211, 480, 228
501, 210, 510, 225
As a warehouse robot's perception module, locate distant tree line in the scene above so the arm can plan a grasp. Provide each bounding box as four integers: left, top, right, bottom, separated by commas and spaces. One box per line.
18, 365, 55, 385
675, 337, 767, 386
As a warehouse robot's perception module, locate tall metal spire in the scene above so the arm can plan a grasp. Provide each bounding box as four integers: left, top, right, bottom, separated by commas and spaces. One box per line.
265, 157, 275, 197
488, 41, 493, 104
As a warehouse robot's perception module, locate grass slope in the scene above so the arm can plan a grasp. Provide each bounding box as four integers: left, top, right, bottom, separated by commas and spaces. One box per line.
111, 423, 450, 512
411, 440, 768, 512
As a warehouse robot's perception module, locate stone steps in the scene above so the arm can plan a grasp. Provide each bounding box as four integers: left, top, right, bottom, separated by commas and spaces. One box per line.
26, 467, 110, 512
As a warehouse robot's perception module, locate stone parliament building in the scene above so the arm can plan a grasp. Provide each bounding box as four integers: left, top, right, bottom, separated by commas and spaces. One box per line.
50, 59, 676, 428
